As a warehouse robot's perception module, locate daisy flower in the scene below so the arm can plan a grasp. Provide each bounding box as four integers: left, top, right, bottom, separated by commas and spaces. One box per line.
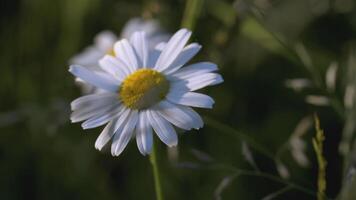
69, 28, 223, 156
70, 17, 169, 93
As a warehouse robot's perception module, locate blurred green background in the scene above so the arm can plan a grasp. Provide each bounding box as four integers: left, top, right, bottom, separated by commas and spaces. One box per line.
1, 0, 356, 199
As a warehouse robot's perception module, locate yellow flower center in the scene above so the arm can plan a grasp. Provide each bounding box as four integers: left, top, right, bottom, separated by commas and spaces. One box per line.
119, 69, 170, 110
106, 48, 115, 56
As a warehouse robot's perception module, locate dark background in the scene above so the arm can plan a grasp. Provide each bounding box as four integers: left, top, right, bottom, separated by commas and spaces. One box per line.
1, 0, 355, 199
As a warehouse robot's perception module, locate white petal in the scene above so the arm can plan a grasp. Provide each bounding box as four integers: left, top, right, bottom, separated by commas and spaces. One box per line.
94, 70, 119, 84
168, 81, 190, 95
113, 39, 138, 72
130, 32, 149, 67
145, 42, 167, 68
136, 110, 153, 155
155, 42, 166, 51
99, 55, 130, 81
163, 43, 202, 74
94, 108, 131, 150
71, 102, 117, 123
177, 105, 204, 128
175, 73, 223, 91
94, 120, 116, 150
111, 110, 138, 156
154, 29, 191, 72
155, 100, 203, 130
147, 110, 178, 147
69, 47, 104, 68
147, 34, 170, 50
166, 92, 214, 108
147, 49, 161, 68
94, 31, 117, 52
169, 62, 218, 80
121, 18, 143, 39
70, 95, 118, 123
71, 92, 116, 110
69, 65, 119, 92
81, 104, 125, 129
75, 77, 96, 94
121, 18, 151, 39
121, 18, 168, 49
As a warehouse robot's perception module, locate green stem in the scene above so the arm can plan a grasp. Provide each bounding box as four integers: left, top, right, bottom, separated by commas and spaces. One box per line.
149, 142, 164, 200
181, 0, 204, 30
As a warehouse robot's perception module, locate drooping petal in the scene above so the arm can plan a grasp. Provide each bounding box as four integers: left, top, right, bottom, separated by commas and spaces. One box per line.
69, 65, 119, 92
113, 39, 138, 72
99, 55, 130, 81
154, 29, 191, 72
166, 92, 214, 108
81, 104, 125, 129
169, 62, 218, 80
155, 100, 203, 130
136, 110, 153, 155
147, 110, 178, 147
130, 32, 149, 67
111, 110, 139, 156
163, 43, 202, 75
94, 108, 131, 150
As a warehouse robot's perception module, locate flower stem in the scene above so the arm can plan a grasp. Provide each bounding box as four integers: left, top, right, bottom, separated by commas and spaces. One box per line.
148, 1, 205, 200
181, 0, 204, 31
149, 141, 164, 200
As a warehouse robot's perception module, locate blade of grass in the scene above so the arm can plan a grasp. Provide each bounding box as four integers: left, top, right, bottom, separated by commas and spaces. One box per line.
313, 114, 327, 200
204, 116, 275, 161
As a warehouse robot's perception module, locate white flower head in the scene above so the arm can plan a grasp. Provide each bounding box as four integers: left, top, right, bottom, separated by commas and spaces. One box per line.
70, 18, 169, 94
70, 31, 118, 71
69, 28, 223, 156
120, 18, 169, 47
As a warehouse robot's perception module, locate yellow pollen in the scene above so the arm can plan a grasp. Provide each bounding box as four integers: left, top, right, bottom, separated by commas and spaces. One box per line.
119, 69, 170, 109
106, 48, 115, 56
